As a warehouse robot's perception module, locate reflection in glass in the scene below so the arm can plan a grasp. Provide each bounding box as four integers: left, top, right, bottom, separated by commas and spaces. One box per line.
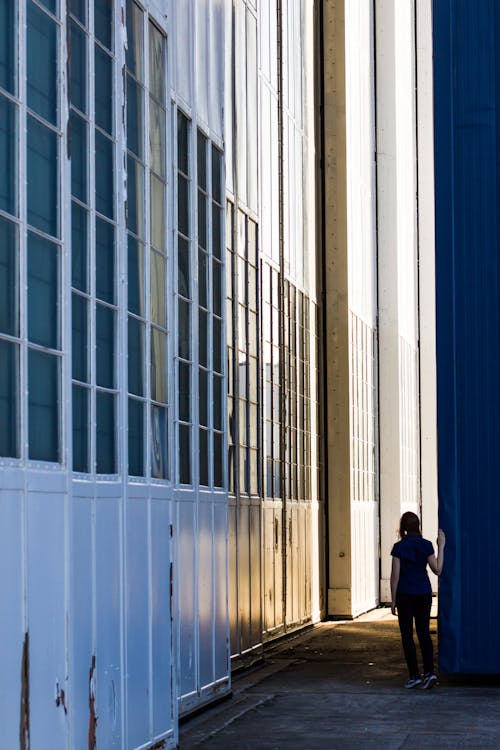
0, 340, 18, 457
96, 304, 114, 388
199, 309, 208, 368
178, 298, 191, 359
178, 361, 190, 422
127, 75, 143, 158
0, 216, 17, 336
28, 349, 59, 461
128, 397, 144, 476
213, 259, 222, 316
149, 98, 165, 177
213, 373, 223, 431
212, 205, 222, 260
179, 423, 191, 484
212, 145, 222, 204
96, 390, 115, 473
150, 251, 165, 326
197, 132, 206, 189
177, 111, 189, 174
151, 327, 166, 403
178, 236, 190, 299
71, 202, 88, 292
199, 368, 208, 426
150, 174, 165, 251
95, 217, 115, 303
70, 0, 86, 25
128, 316, 144, 396
178, 173, 189, 237
213, 317, 222, 373
126, 0, 143, 80
198, 190, 207, 249
0, 95, 16, 216
151, 404, 168, 479
70, 111, 87, 202
0, 0, 16, 94
95, 131, 114, 219
94, 0, 113, 51
72, 293, 88, 382
28, 232, 59, 349
27, 1, 57, 124
149, 22, 165, 104
72, 384, 89, 472
28, 116, 58, 235
127, 236, 143, 314
70, 20, 86, 112
199, 428, 208, 486
213, 432, 223, 487
127, 155, 144, 237
198, 249, 207, 308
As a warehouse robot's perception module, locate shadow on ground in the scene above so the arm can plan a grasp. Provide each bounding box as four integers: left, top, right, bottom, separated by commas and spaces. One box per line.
180, 612, 500, 750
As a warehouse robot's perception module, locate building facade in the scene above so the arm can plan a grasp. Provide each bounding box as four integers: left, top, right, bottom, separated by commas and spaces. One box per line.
0, 0, 438, 748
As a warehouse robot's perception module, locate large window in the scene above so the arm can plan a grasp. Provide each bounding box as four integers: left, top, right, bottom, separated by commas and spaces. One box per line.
70, 0, 117, 473
126, 2, 169, 479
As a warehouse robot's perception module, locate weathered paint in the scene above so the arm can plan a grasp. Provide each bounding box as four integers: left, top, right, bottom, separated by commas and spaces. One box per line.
433, 0, 500, 673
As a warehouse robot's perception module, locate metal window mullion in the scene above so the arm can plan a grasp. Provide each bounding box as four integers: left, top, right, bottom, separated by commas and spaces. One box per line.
190, 120, 199, 489
88, 0, 97, 474
143, 16, 152, 481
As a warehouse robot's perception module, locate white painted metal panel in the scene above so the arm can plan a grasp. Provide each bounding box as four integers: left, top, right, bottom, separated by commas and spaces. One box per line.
224, 0, 234, 193
228, 502, 238, 655
0, 490, 24, 749
125, 497, 150, 749
249, 502, 261, 645
151, 498, 174, 738
237, 502, 250, 651
246, 9, 258, 212
27, 490, 67, 750
235, 0, 248, 206
195, 0, 210, 127
70, 495, 94, 749
209, 0, 225, 138
352, 500, 379, 616
213, 501, 229, 681
198, 500, 214, 688
177, 500, 197, 698
95, 498, 122, 750
175, 0, 193, 106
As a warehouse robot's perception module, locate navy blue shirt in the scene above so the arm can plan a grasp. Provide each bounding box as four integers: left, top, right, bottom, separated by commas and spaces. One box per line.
391, 534, 434, 595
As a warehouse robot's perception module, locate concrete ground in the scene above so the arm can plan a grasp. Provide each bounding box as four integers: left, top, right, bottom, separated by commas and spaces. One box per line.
179, 609, 500, 749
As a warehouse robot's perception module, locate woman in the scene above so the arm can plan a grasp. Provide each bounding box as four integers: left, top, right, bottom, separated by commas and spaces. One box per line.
390, 511, 446, 689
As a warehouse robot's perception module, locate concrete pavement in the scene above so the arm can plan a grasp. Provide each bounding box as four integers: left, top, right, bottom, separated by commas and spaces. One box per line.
179, 609, 500, 749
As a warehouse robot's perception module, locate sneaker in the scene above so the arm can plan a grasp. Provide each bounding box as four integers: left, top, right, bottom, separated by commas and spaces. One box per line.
404, 677, 422, 689
420, 673, 438, 689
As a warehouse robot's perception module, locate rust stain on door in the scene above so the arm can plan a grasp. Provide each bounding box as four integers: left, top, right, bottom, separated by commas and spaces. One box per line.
88, 656, 97, 750
20, 632, 30, 750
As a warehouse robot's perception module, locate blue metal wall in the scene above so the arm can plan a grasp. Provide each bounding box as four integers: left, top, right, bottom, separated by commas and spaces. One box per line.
434, 0, 500, 673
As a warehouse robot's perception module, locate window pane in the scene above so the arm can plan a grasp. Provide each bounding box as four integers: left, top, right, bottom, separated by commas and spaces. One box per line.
127, 235, 143, 314
178, 298, 191, 360
95, 45, 113, 134
37, 0, 56, 15
198, 191, 206, 250
70, 20, 86, 112
27, 1, 57, 124
213, 432, 223, 487
127, 75, 142, 157
72, 293, 88, 382
95, 131, 114, 219
178, 236, 190, 299
28, 232, 59, 348
150, 173, 165, 251
28, 116, 58, 235
149, 98, 164, 177
178, 174, 189, 237
151, 404, 167, 479
197, 132, 206, 190
212, 204, 222, 260
95, 217, 114, 302
72, 202, 88, 291
0, 0, 16, 94
96, 304, 114, 388
149, 22, 164, 104
177, 111, 189, 173
199, 369, 208, 426
70, 0, 86, 25
70, 110, 87, 201
96, 390, 115, 473
127, 155, 144, 237
94, 0, 113, 51
212, 145, 222, 204
128, 397, 144, 476
150, 251, 165, 326
179, 424, 190, 484
199, 428, 208, 486
199, 309, 208, 368
178, 361, 190, 422
198, 249, 207, 308
213, 374, 223, 431
0, 95, 16, 215
28, 349, 59, 461
0, 215, 18, 335
72, 384, 88, 472
213, 259, 222, 317
0, 340, 18, 457
151, 327, 166, 403
126, 0, 143, 80
213, 316, 222, 373
128, 316, 143, 396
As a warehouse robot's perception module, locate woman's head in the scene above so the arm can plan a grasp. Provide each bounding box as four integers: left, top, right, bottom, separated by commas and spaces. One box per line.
399, 511, 421, 538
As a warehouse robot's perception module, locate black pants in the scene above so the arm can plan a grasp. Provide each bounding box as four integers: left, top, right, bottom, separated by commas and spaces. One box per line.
396, 592, 434, 678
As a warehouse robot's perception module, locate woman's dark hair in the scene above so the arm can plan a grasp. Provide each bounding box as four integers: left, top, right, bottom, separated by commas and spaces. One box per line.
399, 511, 421, 538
